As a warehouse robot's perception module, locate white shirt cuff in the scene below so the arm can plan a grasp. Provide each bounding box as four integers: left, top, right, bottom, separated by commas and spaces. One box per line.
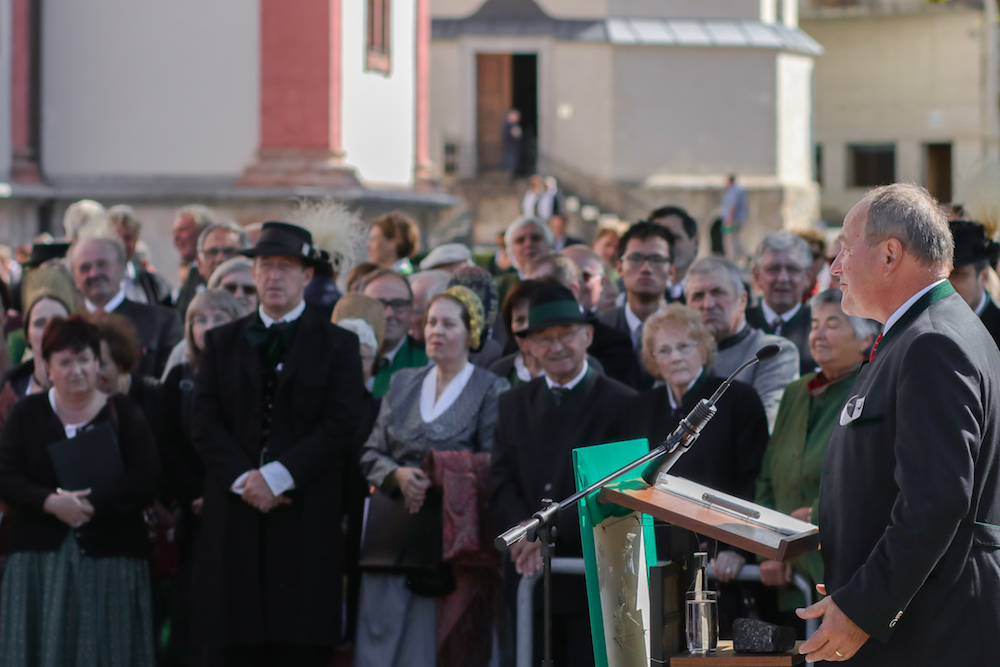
231, 471, 251, 494
230, 464, 296, 497
259, 461, 296, 497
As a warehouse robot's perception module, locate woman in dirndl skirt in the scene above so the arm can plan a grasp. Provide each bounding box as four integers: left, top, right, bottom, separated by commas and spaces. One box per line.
0, 315, 159, 667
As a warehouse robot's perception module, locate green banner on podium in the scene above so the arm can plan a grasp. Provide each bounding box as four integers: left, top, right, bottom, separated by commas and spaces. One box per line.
574, 438, 658, 667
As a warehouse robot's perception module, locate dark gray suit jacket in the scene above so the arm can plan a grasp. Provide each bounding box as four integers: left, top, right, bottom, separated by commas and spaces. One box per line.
821, 283, 1000, 666
746, 303, 816, 375
113, 299, 183, 378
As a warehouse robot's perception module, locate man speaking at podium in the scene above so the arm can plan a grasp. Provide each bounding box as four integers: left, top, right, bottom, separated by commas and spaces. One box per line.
797, 183, 1000, 665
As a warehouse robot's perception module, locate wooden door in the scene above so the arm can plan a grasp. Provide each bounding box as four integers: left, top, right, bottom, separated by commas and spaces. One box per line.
925, 143, 953, 204
476, 53, 512, 171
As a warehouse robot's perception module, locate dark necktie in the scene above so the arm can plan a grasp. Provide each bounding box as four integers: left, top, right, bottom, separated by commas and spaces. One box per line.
245, 319, 295, 366
772, 316, 784, 336
549, 385, 568, 405
868, 332, 883, 363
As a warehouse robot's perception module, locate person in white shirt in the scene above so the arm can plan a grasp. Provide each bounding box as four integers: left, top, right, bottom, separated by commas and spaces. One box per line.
191, 222, 363, 667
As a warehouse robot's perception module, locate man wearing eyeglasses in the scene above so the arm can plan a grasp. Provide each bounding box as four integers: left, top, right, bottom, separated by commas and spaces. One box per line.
747, 232, 817, 375
362, 268, 429, 398
598, 221, 675, 390
176, 221, 251, 317
491, 283, 636, 667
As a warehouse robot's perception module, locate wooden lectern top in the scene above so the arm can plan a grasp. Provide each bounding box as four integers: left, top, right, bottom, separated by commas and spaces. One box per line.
598, 475, 820, 563
671, 641, 806, 665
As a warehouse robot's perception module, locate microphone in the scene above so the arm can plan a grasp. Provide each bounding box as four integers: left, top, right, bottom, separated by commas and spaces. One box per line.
639, 344, 781, 484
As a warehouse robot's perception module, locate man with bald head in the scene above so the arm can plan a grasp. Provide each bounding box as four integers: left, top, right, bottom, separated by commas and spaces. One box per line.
72, 236, 182, 377
797, 184, 1000, 666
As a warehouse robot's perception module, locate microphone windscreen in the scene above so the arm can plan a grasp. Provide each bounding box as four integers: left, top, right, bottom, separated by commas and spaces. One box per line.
755, 344, 781, 362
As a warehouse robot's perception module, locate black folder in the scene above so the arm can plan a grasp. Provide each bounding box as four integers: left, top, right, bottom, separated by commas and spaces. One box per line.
47, 422, 125, 492
358, 486, 443, 572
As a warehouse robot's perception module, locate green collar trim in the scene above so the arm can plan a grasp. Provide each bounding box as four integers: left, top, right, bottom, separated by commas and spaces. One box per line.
872, 281, 955, 362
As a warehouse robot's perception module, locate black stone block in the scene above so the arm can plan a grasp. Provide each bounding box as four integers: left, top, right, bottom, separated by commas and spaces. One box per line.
732, 618, 797, 653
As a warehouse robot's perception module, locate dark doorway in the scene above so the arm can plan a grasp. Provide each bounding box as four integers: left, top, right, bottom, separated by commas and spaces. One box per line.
511, 54, 537, 174
925, 143, 953, 204
475, 53, 537, 173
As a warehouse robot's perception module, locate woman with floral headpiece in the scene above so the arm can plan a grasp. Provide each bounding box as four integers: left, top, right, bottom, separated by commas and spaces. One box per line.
355, 286, 509, 667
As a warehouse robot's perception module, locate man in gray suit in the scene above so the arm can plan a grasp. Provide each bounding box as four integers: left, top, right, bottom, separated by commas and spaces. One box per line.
684, 256, 799, 430
797, 184, 1000, 665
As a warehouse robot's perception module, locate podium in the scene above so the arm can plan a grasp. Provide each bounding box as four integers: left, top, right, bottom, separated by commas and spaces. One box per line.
573, 441, 820, 667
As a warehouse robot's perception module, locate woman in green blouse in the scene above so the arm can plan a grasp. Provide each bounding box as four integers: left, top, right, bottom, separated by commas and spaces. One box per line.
756, 289, 879, 611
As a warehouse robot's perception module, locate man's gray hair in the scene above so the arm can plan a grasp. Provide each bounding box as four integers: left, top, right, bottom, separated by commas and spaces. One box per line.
175, 204, 218, 232
686, 256, 745, 297
529, 253, 582, 287
107, 204, 142, 234
810, 288, 881, 340
408, 269, 451, 304
63, 200, 109, 240
863, 183, 953, 270
504, 216, 554, 267
753, 230, 812, 269
198, 221, 252, 252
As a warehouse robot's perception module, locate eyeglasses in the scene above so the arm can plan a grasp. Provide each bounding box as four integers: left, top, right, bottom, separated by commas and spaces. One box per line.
761, 264, 806, 279
222, 283, 257, 296
531, 327, 583, 349
378, 298, 412, 312
622, 253, 670, 267
652, 342, 699, 358
202, 247, 240, 259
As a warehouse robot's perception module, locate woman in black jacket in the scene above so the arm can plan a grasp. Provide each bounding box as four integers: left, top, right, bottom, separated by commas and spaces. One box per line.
0, 315, 160, 667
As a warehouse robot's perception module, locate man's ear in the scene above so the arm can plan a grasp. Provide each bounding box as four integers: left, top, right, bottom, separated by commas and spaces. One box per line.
581, 324, 594, 349
883, 238, 904, 275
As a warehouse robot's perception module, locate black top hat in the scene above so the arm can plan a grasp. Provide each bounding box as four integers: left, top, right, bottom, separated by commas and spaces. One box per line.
514, 283, 594, 337
24, 242, 71, 268
950, 220, 1000, 268
240, 222, 329, 267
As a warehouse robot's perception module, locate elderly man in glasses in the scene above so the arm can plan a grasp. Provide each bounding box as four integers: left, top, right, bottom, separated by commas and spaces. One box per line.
685, 256, 799, 430
747, 231, 817, 375
597, 221, 676, 390
362, 268, 429, 397
176, 220, 252, 317
490, 283, 636, 667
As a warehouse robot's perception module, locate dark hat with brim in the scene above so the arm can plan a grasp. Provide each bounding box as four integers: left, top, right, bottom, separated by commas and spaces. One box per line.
950, 220, 1000, 268
514, 283, 595, 337
240, 221, 330, 268
24, 242, 71, 268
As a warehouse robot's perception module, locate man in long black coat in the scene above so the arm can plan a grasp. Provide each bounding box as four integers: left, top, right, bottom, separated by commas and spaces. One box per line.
192, 222, 363, 667
798, 184, 1000, 665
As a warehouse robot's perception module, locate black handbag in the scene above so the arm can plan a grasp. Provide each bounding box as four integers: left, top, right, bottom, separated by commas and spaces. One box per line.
359, 486, 455, 597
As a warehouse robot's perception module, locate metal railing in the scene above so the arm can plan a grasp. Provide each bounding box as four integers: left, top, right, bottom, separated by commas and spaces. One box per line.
515, 559, 817, 667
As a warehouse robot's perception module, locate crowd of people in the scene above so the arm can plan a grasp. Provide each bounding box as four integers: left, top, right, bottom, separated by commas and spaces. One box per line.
0, 187, 996, 667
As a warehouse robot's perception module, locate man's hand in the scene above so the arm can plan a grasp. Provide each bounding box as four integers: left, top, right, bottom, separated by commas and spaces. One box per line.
797, 588, 869, 662
791, 506, 812, 522
712, 550, 746, 583
759, 559, 793, 587
509, 538, 543, 577
242, 470, 291, 512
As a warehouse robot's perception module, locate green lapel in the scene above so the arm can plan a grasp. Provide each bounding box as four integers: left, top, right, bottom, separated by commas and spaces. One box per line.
372, 337, 429, 398
871, 281, 955, 363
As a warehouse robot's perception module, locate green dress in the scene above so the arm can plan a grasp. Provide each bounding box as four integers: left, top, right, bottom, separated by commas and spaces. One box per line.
755, 367, 858, 609
0, 533, 154, 667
